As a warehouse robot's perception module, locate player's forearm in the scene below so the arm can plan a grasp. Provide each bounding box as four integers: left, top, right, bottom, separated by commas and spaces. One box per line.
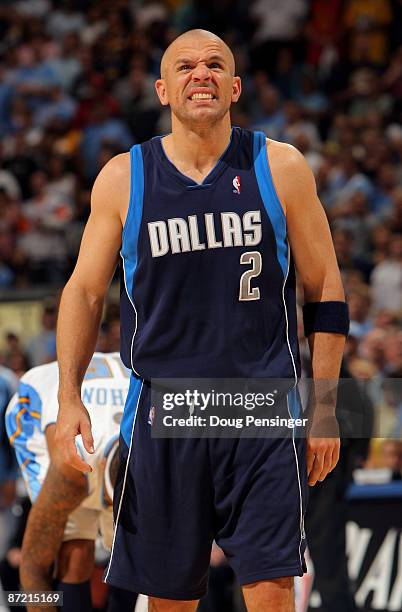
20, 560, 53, 592
304, 272, 346, 414
304, 270, 346, 380
57, 281, 103, 400
20, 506, 65, 592
307, 332, 345, 381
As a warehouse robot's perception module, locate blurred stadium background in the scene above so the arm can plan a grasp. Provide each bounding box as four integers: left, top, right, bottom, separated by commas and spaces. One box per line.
0, 0, 401, 611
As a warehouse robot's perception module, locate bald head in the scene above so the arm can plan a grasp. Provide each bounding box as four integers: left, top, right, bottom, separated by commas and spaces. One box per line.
160, 29, 235, 79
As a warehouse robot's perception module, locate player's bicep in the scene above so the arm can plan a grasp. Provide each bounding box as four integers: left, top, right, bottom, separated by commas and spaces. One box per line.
288, 193, 340, 293
69, 209, 121, 292
274, 145, 343, 300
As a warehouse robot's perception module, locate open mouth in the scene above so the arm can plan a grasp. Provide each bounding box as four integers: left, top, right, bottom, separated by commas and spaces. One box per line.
188, 92, 216, 101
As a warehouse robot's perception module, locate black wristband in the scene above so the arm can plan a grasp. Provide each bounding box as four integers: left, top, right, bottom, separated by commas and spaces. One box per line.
302, 301, 349, 337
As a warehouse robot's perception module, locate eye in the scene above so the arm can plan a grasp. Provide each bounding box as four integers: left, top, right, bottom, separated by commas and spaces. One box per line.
178, 64, 192, 71
209, 62, 222, 69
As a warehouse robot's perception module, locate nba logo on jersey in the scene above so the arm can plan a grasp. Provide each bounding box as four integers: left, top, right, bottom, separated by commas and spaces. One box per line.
148, 406, 155, 426
232, 175, 241, 194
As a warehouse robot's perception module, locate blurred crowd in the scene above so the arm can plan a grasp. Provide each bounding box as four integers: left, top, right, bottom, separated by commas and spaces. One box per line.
0, 0, 400, 425
0, 2, 401, 608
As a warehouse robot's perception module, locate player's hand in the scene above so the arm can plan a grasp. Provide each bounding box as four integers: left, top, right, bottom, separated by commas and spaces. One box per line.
306, 413, 340, 486
307, 437, 340, 486
55, 400, 94, 473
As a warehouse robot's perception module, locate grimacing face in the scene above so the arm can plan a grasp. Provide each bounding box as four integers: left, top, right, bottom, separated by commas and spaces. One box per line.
155, 34, 241, 128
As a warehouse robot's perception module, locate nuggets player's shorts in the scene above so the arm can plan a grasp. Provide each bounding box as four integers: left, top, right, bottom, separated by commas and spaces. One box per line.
105, 378, 307, 600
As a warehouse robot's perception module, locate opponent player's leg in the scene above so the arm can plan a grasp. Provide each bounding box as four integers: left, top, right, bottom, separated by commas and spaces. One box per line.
148, 597, 199, 611
242, 578, 295, 612
54, 539, 94, 612
56, 538, 94, 582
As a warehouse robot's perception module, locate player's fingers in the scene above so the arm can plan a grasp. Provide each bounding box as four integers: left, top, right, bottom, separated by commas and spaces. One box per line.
330, 440, 340, 472
308, 449, 324, 486
318, 447, 334, 482
64, 439, 92, 473
306, 446, 315, 477
80, 418, 94, 454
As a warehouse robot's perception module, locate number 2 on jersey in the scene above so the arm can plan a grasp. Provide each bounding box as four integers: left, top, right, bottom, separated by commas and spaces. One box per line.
239, 251, 262, 301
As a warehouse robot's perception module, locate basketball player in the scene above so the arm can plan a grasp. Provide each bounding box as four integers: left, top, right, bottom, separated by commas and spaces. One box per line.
55, 30, 349, 611
5, 353, 137, 612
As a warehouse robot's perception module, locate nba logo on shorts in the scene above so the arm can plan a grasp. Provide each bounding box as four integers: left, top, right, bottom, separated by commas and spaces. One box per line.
148, 406, 155, 426
232, 175, 241, 194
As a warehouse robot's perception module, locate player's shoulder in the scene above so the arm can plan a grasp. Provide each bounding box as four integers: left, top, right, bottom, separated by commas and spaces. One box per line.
91, 152, 131, 213
98, 152, 131, 178
94, 152, 131, 184
19, 361, 59, 389
265, 138, 316, 208
85, 352, 130, 382
266, 138, 309, 173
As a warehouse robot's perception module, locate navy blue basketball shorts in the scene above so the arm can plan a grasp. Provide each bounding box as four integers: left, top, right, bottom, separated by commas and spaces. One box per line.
104, 378, 308, 600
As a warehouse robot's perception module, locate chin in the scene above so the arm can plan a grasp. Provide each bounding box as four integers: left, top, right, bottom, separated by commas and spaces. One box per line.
184, 108, 226, 126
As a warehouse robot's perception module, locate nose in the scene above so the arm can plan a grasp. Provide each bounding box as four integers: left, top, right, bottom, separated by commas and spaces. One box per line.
191, 62, 211, 82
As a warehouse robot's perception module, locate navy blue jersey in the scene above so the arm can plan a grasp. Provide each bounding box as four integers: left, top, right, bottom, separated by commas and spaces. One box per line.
120, 128, 300, 380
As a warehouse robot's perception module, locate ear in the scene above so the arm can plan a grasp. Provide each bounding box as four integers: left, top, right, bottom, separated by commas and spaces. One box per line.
155, 79, 169, 106
231, 76, 242, 103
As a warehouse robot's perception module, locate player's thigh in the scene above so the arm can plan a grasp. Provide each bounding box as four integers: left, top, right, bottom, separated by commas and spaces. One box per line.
57, 538, 95, 582
242, 577, 295, 612
148, 598, 199, 612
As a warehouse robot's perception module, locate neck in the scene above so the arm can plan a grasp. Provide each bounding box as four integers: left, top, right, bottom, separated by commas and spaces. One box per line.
164, 114, 232, 174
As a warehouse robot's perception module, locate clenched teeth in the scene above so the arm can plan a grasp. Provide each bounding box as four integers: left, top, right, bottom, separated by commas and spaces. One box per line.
190, 93, 214, 100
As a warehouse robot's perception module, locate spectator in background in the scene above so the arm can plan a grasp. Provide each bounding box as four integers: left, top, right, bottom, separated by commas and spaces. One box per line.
113, 57, 161, 143
46, 153, 76, 204
348, 285, 373, 337
370, 233, 402, 312
370, 224, 392, 266
332, 228, 372, 282
18, 170, 72, 285
305, 0, 344, 69
46, 33, 82, 92
250, 0, 308, 74
359, 328, 388, 373
343, 0, 392, 67
379, 440, 402, 479
251, 85, 286, 140
46, 0, 86, 39
332, 191, 377, 258
0, 365, 18, 558
26, 302, 57, 367
79, 101, 133, 181
33, 85, 76, 129
383, 331, 402, 375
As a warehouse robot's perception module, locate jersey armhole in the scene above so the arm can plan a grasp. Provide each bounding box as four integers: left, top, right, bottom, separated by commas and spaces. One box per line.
253, 131, 288, 278
121, 144, 145, 256
253, 131, 287, 223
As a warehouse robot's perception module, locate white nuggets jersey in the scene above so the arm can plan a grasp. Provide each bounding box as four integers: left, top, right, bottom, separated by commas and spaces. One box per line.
6, 352, 130, 548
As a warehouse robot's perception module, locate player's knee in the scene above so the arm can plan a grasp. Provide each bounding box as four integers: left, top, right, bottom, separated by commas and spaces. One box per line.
148, 597, 199, 612
242, 576, 294, 603
56, 539, 94, 583
244, 576, 294, 590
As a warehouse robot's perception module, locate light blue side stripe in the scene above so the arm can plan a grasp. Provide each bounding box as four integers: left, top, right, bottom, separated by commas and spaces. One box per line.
253, 131, 288, 277
121, 374, 142, 447
287, 386, 302, 420
6, 383, 43, 501
121, 144, 144, 290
